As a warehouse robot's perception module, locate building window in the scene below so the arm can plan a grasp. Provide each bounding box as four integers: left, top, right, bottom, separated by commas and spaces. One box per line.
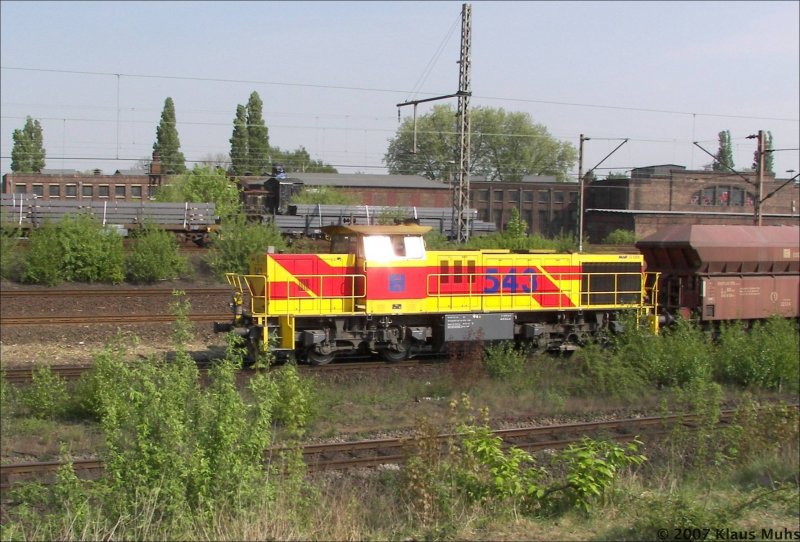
115, 185, 126, 198
539, 190, 550, 204
481, 209, 490, 221
523, 190, 534, 203
494, 208, 503, 227
98, 185, 110, 198
14, 184, 27, 194
702, 187, 715, 206
493, 190, 503, 202
538, 210, 549, 233
32, 184, 44, 197
131, 185, 143, 198
476, 189, 489, 202
525, 211, 534, 232
569, 191, 578, 203
731, 187, 744, 207
49, 185, 60, 197
508, 191, 519, 203
82, 185, 93, 197
65, 184, 77, 197
554, 191, 565, 204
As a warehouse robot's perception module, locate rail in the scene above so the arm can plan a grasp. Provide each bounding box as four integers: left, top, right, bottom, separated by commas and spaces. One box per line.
4, 405, 795, 489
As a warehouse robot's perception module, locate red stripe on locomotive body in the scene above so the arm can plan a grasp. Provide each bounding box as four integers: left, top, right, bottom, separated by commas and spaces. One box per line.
259, 256, 637, 308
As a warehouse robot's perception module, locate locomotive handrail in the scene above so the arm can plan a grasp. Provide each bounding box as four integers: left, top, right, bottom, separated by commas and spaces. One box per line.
425, 270, 645, 311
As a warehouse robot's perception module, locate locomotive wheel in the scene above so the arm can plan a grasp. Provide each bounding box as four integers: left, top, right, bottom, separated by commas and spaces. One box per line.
307, 348, 334, 366
380, 342, 409, 363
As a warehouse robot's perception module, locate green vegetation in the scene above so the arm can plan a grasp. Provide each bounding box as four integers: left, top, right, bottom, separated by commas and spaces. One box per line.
386, 104, 578, 182
155, 164, 242, 221
602, 228, 637, 244
204, 214, 287, 277
10, 115, 46, 173
0, 226, 24, 279
152, 97, 187, 174
1, 312, 797, 539
22, 214, 125, 285
125, 224, 190, 283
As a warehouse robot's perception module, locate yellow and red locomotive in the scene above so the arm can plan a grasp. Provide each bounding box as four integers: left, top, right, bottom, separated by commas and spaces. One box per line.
217, 224, 660, 364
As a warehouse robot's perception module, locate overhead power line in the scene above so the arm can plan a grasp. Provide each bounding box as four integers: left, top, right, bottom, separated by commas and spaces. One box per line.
3, 65, 798, 123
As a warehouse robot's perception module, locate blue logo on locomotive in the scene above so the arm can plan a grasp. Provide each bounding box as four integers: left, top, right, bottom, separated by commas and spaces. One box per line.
389, 273, 406, 292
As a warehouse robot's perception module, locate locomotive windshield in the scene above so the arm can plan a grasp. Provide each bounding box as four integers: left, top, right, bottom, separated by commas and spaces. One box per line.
363, 235, 426, 261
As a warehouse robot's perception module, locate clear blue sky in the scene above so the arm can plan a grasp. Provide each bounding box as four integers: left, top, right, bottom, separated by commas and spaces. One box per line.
1, 1, 798, 178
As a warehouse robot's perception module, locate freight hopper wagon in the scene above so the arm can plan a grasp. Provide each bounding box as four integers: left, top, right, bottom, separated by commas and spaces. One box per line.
217, 224, 660, 364
636, 225, 799, 327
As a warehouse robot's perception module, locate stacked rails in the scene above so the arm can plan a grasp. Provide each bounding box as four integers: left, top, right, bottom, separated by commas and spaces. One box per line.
1, 194, 219, 241
270, 203, 497, 238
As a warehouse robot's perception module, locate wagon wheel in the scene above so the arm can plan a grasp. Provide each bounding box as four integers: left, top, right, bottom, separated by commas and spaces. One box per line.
307, 348, 334, 366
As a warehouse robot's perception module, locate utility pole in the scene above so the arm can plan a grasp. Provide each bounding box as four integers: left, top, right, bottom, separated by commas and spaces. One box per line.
577, 134, 588, 252
396, 3, 472, 242
756, 129, 765, 226
453, 3, 472, 243
577, 136, 628, 251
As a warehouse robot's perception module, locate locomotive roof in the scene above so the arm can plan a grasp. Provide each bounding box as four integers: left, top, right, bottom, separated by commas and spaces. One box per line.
322, 224, 433, 236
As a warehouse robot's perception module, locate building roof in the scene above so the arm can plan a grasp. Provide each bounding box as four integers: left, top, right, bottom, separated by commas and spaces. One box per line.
114, 168, 148, 176
242, 173, 450, 190
38, 169, 78, 175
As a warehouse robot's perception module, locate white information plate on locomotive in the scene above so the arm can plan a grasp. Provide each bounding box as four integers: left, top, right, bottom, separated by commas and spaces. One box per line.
444, 313, 514, 341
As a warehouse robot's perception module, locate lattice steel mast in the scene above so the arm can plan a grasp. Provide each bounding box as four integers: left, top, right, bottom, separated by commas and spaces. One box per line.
396, 3, 472, 242
453, 3, 472, 243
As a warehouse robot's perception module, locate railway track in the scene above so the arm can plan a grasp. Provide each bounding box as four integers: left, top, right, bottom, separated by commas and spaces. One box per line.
0, 287, 228, 298
0, 313, 228, 326
4, 408, 787, 489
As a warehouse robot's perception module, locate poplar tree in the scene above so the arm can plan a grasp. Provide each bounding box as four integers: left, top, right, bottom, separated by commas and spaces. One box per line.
153, 97, 186, 174
752, 131, 775, 175
229, 104, 249, 175
713, 130, 734, 171
246, 91, 270, 175
10, 116, 46, 172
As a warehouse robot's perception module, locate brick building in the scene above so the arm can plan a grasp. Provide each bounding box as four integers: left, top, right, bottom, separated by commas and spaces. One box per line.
585, 165, 800, 242
470, 175, 578, 236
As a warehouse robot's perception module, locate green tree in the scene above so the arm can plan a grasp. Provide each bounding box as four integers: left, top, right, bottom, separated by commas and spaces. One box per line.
155, 165, 242, 221
713, 130, 734, 171
153, 97, 186, 174
10, 116, 46, 172
270, 145, 337, 173
752, 130, 775, 175
229, 104, 249, 175
205, 214, 287, 276
385, 105, 577, 182
246, 92, 270, 175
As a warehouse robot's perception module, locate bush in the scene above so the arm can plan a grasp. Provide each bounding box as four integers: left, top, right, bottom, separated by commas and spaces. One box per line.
23, 214, 124, 285
205, 213, 287, 276
125, 225, 189, 283
0, 226, 24, 280
21, 221, 64, 285
647, 318, 713, 386
21, 365, 69, 420
575, 341, 647, 399
483, 341, 527, 380
602, 229, 637, 244
715, 318, 799, 392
